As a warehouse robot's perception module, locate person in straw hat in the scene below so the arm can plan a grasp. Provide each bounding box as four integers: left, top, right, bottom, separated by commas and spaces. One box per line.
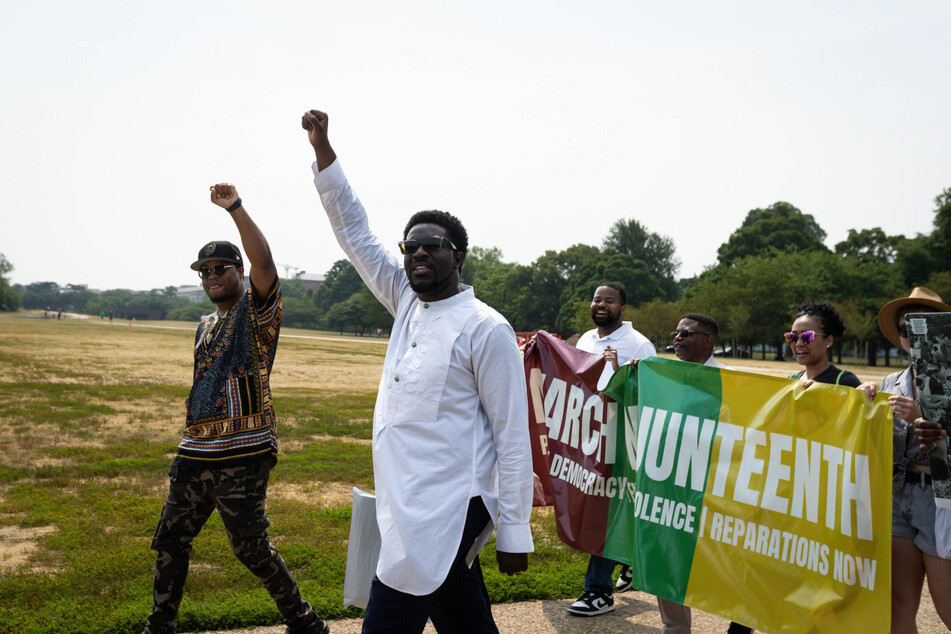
861, 287, 951, 632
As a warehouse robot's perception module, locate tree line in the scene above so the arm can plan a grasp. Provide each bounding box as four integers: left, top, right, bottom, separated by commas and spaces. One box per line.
3, 186, 950, 363
4, 281, 218, 322
668, 192, 951, 365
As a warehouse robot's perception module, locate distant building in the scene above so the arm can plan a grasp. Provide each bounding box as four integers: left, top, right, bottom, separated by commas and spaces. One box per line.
63, 283, 93, 292
298, 273, 325, 290
176, 285, 207, 304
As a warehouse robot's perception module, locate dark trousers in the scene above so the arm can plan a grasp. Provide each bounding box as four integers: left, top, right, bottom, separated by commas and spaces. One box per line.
144, 461, 313, 634
361, 496, 498, 634
583, 553, 620, 594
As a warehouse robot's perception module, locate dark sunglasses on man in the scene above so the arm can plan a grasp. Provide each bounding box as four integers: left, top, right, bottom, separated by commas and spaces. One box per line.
397, 236, 457, 255
671, 328, 710, 340
198, 263, 236, 279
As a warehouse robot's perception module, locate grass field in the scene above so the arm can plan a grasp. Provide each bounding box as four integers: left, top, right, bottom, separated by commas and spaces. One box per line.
0, 313, 902, 633
0, 314, 595, 634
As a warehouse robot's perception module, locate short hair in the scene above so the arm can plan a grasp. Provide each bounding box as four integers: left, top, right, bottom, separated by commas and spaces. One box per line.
403, 210, 469, 253
596, 282, 627, 306
795, 302, 846, 337
682, 313, 719, 338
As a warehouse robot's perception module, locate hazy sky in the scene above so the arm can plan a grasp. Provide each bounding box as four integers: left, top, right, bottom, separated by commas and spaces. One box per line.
3, 1, 950, 292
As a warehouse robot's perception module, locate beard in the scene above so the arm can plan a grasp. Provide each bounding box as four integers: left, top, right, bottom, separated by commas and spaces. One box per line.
591, 310, 620, 328
408, 266, 456, 296
204, 278, 243, 305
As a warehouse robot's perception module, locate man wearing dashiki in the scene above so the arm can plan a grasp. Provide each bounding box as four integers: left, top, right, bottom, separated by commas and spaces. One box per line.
142, 184, 328, 634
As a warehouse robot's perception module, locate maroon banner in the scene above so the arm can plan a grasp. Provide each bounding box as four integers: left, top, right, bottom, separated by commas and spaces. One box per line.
523, 331, 618, 555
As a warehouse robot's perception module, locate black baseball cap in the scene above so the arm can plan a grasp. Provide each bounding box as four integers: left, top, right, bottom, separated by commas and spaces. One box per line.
190, 241, 244, 271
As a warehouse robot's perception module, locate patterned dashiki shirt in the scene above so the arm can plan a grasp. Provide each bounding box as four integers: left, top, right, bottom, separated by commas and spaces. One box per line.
174, 279, 282, 468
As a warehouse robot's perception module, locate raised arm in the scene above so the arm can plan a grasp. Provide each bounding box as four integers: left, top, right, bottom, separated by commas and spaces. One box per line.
209, 184, 278, 299
301, 109, 337, 171
302, 107, 409, 316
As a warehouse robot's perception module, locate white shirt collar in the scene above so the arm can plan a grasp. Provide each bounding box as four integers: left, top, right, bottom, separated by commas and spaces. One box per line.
590, 321, 634, 341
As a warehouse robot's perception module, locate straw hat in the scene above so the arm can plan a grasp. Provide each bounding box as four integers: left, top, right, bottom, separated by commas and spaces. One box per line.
878, 287, 951, 347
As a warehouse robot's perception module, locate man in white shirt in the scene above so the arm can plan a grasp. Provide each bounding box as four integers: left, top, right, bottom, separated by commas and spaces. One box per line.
302, 109, 533, 634
568, 283, 655, 617
576, 283, 657, 392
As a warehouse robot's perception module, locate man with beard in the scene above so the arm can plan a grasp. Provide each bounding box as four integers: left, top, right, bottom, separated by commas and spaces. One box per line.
567, 283, 655, 617
143, 184, 327, 634
302, 109, 533, 634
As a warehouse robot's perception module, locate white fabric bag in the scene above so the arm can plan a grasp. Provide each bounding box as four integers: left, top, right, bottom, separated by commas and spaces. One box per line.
343, 488, 381, 608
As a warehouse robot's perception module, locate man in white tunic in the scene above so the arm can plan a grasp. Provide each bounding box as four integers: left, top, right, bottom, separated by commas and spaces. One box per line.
302, 109, 533, 634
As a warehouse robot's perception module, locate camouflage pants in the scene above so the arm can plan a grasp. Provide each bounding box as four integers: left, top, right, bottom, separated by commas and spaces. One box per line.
144, 461, 313, 634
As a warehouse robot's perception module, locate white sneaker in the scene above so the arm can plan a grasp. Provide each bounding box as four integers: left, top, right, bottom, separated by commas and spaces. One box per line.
615, 565, 633, 592
567, 590, 615, 616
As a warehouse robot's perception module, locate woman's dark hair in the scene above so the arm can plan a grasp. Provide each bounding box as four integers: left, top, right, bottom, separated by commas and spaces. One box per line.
795, 302, 846, 337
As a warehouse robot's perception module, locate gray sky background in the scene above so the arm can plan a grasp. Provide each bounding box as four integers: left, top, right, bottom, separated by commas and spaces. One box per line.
2, 1, 950, 292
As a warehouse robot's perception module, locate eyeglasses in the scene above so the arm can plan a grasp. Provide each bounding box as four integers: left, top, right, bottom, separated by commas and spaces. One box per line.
898, 323, 909, 338
671, 329, 711, 340
784, 330, 827, 345
397, 236, 457, 255
198, 263, 236, 279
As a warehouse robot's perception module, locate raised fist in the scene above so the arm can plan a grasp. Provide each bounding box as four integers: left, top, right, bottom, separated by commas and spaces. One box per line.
209, 183, 239, 209
301, 109, 329, 149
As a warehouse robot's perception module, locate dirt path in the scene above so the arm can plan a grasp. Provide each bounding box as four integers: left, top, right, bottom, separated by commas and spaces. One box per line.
186, 586, 943, 633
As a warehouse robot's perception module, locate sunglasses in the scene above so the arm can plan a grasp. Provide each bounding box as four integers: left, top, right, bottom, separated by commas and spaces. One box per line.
198, 263, 236, 279
898, 323, 909, 338
784, 330, 826, 345
671, 328, 710, 340
397, 236, 457, 255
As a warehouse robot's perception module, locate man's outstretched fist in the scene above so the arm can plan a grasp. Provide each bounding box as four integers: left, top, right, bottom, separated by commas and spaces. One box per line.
301, 110, 329, 146
301, 109, 336, 170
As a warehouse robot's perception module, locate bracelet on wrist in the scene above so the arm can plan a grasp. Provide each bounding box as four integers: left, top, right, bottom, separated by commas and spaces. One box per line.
226, 197, 243, 213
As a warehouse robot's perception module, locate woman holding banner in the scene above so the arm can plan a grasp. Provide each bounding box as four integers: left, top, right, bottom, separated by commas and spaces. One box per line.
861, 288, 951, 633
786, 302, 861, 387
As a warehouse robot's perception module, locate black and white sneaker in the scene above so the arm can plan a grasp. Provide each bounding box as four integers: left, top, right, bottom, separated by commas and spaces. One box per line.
567, 590, 615, 616
615, 565, 633, 592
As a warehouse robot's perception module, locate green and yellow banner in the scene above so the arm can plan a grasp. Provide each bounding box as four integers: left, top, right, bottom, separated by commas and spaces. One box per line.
602, 357, 892, 633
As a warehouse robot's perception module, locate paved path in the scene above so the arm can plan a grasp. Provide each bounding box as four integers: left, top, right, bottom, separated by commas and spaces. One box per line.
186, 586, 943, 633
